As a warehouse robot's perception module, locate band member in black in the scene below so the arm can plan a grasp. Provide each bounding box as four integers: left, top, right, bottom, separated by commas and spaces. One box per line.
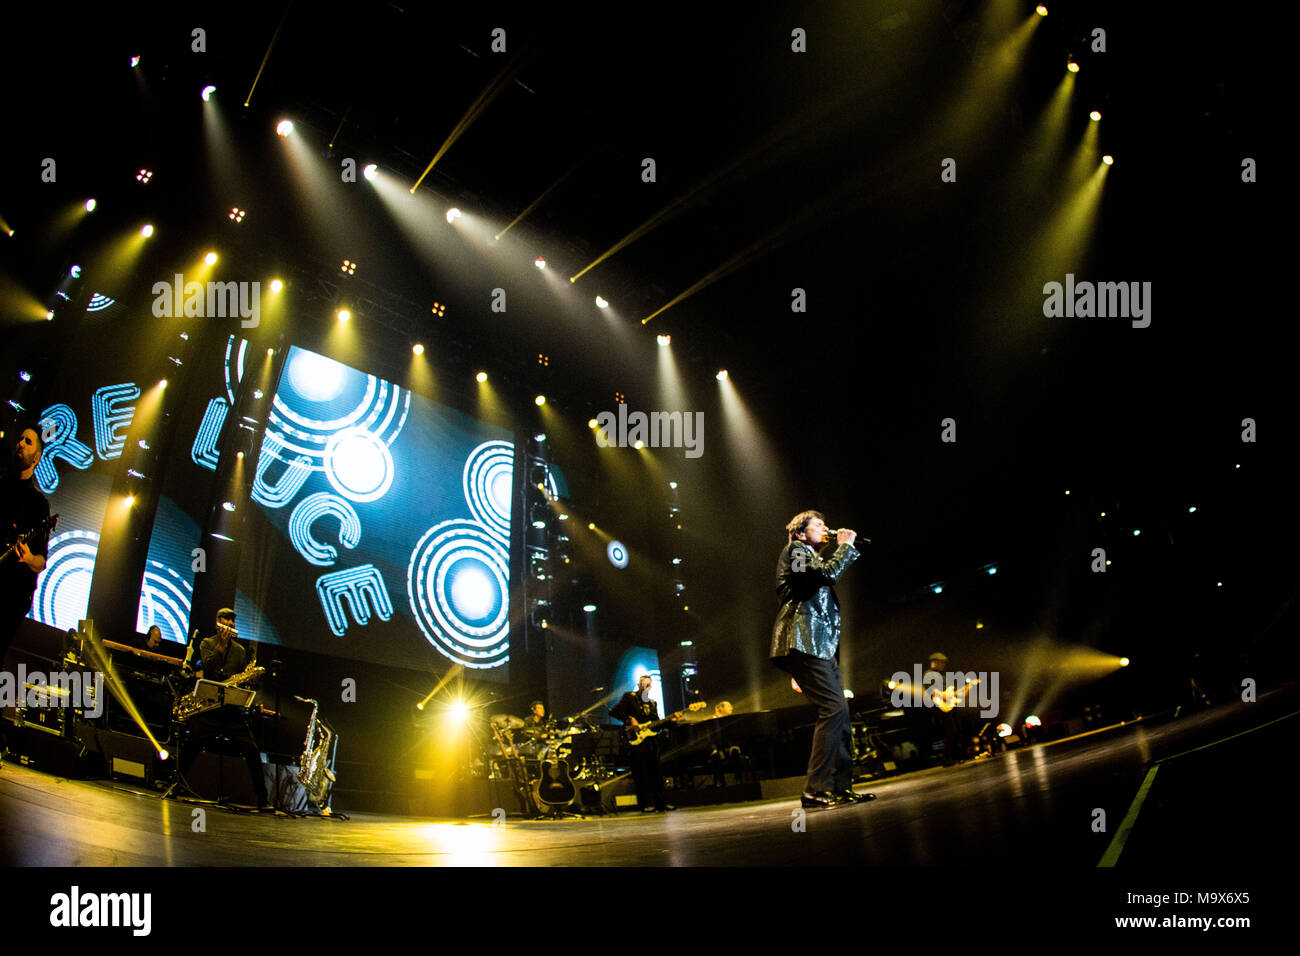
610, 675, 675, 813
199, 608, 248, 681
771, 510, 875, 809
523, 700, 548, 729
187, 607, 266, 806
1, 426, 50, 668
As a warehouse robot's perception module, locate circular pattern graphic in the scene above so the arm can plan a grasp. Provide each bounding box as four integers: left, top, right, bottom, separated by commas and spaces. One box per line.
607, 539, 629, 569
254, 343, 411, 474
324, 428, 395, 503
408, 520, 510, 669
136, 560, 194, 645
31, 530, 100, 632
463, 440, 514, 541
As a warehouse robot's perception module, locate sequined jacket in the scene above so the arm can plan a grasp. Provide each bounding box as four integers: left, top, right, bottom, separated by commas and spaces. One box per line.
770, 540, 859, 661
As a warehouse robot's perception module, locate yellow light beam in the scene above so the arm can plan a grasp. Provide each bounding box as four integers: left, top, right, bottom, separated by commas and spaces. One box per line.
641, 236, 765, 325
496, 161, 580, 240
244, 0, 294, 108
411, 53, 530, 194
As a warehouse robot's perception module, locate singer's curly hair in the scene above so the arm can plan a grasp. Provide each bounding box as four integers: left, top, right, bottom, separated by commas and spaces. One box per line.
785, 510, 825, 542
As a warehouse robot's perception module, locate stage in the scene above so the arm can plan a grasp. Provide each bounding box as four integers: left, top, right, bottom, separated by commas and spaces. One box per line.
3, 684, 1292, 868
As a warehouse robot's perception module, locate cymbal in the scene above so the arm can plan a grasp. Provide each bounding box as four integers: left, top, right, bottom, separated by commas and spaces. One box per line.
490, 714, 525, 729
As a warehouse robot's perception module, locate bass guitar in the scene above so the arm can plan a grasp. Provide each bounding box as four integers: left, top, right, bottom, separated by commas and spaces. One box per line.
625, 701, 707, 746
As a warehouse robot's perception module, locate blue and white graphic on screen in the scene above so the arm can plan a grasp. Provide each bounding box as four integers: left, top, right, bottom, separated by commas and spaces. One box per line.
290, 492, 361, 566
91, 383, 139, 460
32, 530, 100, 631
135, 560, 195, 644
262, 344, 410, 475
463, 440, 514, 542
408, 517, 510, 669
34, 405, 95, 493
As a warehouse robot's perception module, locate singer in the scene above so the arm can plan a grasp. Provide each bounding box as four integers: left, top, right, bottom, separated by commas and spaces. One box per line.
770, 510, 874, 809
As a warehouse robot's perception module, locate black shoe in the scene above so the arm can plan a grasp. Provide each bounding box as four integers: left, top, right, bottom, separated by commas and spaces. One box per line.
658, 805, 677, 812
836, 789, 876, 804
640, 806, 656, 813
800, 791, 840, 810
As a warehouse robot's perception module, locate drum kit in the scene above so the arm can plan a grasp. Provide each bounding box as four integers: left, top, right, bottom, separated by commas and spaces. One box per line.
483, 712, 606, 789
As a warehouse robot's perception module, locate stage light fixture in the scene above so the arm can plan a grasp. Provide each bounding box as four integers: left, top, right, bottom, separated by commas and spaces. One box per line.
70, 265, 82, 278
537, 353, 549, 366
1132, 529, 1140, 536
431, 302, 446, 317
633, 440, 644, 449
236, 451, 244, 460
19, 371, 31, 382
363, 164, 378, 181
1102, 155, 1114, 165
201, 85, 216, 102
412, 343, 424, 355
588, 418, 598, 428
229, 207, 245, 223
136, 168, 153, 184
1119, 658, 1130, 667
337, 309, 350, 322
583, 604, 597, 612
1036, 4, 1047, 14
141, 224, 154, 238
669, 481, 677, 489
595, 296, 609, 309
534, 433, 546, 442
266, 347, 274, 356
45, 311, 54, 320
276, 119, 294, 137
534, 256, 546, 270
341, 259, 356, 275
158, 748, 169, 760
158, 379, 167, 389
931, 583, 944, 594
84, 198, 96, 212
1067, 58, 1079, 73
672, 558, 681, 565
130, 56, 140, 67
269, 279, 282, 293
588, 523, 596, 530
1089, 110, 1101, 121
535, 395, 546, 406
715, 369, 728, 381
222, 502, 236, 512
446, 207, 462, 223
204, 252, 217, 265
657, 334, 671, 346
124, 495, 135, 508
476, 371, 487, 383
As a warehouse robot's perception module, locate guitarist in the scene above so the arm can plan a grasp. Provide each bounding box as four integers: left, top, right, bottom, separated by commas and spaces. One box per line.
1, 425, 50, 669
609, 675, 676, 813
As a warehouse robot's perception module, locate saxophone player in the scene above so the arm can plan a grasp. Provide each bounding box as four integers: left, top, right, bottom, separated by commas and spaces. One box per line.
199, 608, 253, 682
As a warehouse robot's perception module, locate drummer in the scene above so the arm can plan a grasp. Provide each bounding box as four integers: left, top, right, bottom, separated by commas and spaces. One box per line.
522, 700, 548, 730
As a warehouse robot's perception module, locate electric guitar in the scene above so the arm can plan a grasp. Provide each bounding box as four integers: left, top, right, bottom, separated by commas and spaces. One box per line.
625, 701, 707, 746
931, 678, 980, 713
0, 513, 58, 564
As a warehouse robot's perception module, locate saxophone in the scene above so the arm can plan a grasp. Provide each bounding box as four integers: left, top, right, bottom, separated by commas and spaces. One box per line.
172, 663, 265, 721
295, 697, 337, 811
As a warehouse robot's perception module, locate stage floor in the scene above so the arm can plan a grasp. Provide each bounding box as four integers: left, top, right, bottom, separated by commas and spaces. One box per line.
2, 685, 1294, 867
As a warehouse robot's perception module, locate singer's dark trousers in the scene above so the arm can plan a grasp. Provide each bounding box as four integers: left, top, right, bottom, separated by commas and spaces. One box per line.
774, 650, 853, 793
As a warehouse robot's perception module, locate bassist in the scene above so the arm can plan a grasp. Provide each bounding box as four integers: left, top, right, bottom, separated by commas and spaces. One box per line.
609, 675, 676, 813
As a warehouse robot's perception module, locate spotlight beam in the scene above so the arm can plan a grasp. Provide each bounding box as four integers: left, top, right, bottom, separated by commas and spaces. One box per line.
244, 1, 293, 107
411, 52, 531, 194
495, 161, 581, 240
